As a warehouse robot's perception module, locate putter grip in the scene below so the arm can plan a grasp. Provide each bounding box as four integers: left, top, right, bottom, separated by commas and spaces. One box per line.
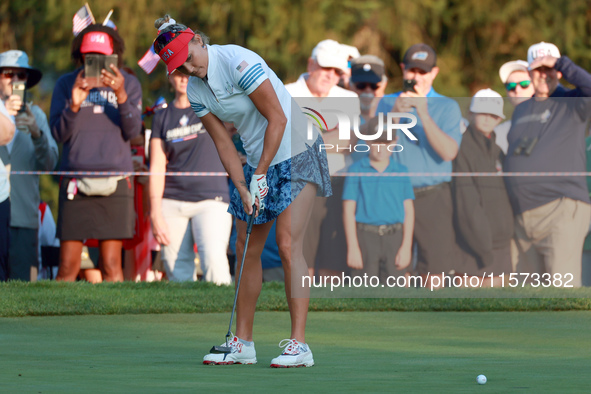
246, 204, 256, 234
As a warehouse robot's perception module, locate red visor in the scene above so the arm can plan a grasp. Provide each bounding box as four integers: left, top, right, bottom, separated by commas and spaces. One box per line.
155, 28, 195, 74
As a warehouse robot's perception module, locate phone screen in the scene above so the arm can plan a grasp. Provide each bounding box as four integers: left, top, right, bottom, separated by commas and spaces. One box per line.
84, 54, 118, 88
11, 81, 26, 113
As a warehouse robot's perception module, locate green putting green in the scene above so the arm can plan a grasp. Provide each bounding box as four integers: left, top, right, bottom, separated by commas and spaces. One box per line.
1, 312, 590, 392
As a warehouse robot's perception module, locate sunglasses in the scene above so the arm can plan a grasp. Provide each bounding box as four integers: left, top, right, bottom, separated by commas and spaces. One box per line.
153, 28, 188, 54
154, 31, 180, 54
319, 66, 344, 77
0, 70, 27, 80
355, 82, 379, 90
505, 80, 531, 92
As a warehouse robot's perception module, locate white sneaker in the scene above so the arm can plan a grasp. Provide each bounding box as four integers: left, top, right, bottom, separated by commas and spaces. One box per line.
270, 339, 314, 368
203, 335, 257, 365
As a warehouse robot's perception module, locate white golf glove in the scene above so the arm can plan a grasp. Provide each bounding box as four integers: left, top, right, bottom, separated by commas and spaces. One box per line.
249, 174, 268, 211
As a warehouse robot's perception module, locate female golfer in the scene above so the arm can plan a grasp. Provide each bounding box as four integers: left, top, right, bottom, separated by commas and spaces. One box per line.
154, 15, 331, 367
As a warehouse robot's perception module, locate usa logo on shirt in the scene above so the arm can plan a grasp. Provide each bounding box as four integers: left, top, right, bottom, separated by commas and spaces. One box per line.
179, 114, 189, 127
225, 81, 234, 95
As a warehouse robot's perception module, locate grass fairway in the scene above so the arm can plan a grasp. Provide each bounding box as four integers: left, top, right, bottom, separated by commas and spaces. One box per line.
1, 311, 590, 393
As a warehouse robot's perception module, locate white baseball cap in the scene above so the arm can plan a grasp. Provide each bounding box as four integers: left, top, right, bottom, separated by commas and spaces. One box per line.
527, 42, 561, 69
498, 60, 529, 83
340, 43, 360, 60
470, 88, 505, 119
311, 39, 349, 73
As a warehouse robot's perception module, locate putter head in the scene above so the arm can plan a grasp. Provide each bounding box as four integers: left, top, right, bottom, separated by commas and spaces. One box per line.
209, 345, 232, 354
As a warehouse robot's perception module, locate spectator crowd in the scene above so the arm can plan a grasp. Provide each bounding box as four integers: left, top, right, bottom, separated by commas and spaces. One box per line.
1, 18, 590, 288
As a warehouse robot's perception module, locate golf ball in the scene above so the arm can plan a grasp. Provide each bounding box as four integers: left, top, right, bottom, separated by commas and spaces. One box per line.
477, 374, 487, 385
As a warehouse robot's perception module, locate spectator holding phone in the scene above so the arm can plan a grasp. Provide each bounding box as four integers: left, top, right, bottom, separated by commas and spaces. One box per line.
376, 44, 462, 287
49, 25, 142, 282
0, 50, 59, 281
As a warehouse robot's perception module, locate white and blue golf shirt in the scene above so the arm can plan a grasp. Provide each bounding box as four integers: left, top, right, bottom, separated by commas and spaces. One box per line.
187, 44, 310, 168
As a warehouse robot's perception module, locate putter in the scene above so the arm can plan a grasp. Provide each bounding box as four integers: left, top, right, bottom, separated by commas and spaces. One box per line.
209, 204, 257, 354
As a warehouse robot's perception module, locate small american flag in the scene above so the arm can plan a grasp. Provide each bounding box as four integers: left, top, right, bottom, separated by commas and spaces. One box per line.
138, 46, 160, 74
73, 4, 94, 36
236, 60, 249, 73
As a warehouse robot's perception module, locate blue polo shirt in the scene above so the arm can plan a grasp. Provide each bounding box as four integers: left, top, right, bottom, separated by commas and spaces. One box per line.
342, 157, 414, 225
375, 88, 462, 187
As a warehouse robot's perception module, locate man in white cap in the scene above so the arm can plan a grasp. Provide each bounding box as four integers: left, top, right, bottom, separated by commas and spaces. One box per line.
0, 50, 59, 281
494, 60, 534, 153
504, 42, 591, 286
285, 39, 359, 170
286, 39, 357, 100
286, 40, 359, 277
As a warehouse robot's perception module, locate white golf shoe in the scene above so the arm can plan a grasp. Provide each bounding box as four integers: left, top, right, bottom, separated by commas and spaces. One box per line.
203, 335, 257, 365
270, 338, 314, 368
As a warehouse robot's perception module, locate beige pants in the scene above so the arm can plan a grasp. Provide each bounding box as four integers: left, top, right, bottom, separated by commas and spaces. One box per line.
512, 198, 591, 287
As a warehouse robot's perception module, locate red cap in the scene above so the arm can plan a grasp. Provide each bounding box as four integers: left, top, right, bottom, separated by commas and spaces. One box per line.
80, 32, 114, 55
157, 29, 195, 74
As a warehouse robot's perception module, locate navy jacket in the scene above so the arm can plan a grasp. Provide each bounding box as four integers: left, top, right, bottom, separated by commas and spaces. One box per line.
504, 56, 591, 214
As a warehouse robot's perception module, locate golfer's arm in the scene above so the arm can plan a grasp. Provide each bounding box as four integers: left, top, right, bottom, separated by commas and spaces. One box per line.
200, 112, 247, 193
149, 138, 167, 216
248, 80, 287, 175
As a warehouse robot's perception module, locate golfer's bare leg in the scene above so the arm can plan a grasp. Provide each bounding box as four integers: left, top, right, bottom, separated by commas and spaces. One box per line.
235, 220, 273, 341
276, 183, 317, 343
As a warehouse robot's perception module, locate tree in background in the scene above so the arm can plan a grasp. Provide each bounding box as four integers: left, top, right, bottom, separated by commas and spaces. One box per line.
1, 0, 590, 214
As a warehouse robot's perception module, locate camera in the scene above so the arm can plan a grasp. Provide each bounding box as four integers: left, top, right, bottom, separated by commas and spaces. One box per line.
513, 137, 538, 156
84, 54, 118, 88
11, 81, 26, 113
402, 79, 417, 93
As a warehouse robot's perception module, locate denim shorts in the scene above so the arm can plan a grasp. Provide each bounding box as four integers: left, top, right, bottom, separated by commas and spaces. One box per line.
228, 136, 332, 224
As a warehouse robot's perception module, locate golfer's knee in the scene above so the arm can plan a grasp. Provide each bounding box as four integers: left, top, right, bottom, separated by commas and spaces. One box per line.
235, 237, 246, 258
277, 239, 292, 268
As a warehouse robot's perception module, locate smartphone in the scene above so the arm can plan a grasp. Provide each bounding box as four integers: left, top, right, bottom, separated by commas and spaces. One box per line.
11, 81, 26, 113
84, 54, 118, 88
402, 79, 417, 93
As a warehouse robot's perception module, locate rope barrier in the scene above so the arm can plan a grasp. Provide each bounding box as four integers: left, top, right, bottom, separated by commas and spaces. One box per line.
3, 170, 591, 177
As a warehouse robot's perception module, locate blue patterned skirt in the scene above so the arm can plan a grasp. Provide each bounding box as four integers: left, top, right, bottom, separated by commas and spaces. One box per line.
228, 136, 332, 224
